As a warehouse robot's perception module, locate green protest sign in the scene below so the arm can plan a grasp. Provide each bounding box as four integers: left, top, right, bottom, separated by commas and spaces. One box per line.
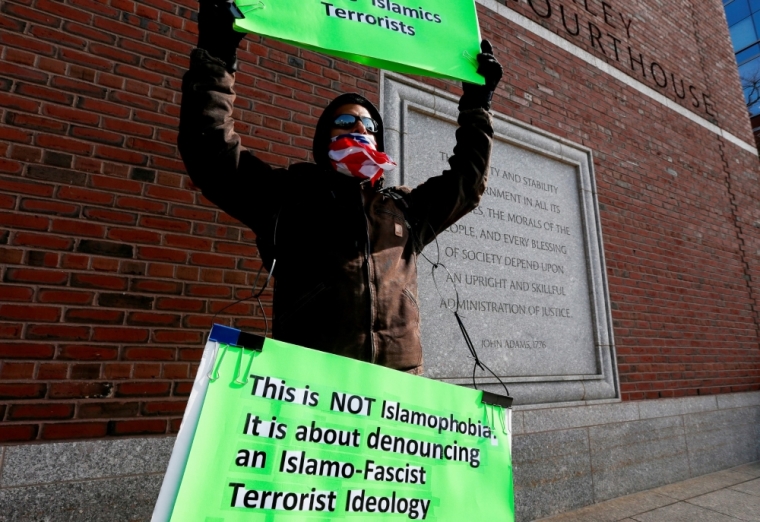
152, 324, 514, 521
232, 0, 485, 84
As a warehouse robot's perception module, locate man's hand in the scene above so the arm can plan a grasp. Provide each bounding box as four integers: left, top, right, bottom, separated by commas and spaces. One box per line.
197, 0, 247, 71
459, 40, 503, 112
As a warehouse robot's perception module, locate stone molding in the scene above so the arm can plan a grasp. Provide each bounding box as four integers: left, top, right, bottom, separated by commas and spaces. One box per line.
380, 71, 618, 405
0, 392, 758, 521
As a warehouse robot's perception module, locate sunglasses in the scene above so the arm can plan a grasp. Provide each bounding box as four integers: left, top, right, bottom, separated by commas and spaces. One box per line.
332, 114, 379, 133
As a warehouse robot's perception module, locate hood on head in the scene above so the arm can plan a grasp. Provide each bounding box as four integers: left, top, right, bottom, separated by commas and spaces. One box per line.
312, 93, 385, 170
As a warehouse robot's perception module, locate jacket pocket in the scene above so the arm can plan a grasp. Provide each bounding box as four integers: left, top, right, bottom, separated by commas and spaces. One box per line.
402, 287, 420, 313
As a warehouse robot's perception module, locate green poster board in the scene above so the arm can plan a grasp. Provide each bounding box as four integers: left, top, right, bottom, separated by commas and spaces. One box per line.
152, 324, 514, 521
232, 0, 485, 84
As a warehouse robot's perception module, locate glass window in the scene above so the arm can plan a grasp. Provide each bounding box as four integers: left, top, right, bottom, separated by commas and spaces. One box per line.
751, 0, 760, 13
739, 56, 760, 115
731, 17, 757, 51
727, 0, 751, 25
736, 43, 760, 64
752, 11, 760, 36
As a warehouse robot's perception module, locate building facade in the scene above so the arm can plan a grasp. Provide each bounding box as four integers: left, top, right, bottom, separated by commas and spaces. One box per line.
724, 0, 760, 147
0, 0, 759, 520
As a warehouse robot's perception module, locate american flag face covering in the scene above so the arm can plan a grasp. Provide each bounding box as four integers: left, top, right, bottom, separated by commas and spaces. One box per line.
328, 133, 397, 185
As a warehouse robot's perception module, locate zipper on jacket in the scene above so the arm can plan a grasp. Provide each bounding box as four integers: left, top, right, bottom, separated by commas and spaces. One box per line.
359, 181, 377, 364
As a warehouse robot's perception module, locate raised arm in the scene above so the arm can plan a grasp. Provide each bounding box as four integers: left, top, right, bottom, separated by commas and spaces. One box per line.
404, 41, 504, 247
178, 0, 279, 238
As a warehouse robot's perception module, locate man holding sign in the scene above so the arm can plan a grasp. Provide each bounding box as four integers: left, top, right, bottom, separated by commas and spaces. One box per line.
178, 0, 502, 374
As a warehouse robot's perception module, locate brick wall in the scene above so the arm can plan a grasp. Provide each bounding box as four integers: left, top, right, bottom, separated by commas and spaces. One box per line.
0, 0, 759, 443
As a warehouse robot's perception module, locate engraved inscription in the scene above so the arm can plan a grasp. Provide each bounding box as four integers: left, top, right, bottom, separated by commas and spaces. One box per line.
405, 108, 598, 379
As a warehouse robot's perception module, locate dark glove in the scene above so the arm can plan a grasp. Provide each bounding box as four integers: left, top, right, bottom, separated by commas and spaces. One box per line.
197, 0, 246, 72
459, 40, 503, 112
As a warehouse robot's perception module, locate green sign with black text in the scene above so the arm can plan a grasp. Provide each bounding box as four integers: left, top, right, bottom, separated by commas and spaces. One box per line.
232, 0, 485, 84
157, 325, 513, 521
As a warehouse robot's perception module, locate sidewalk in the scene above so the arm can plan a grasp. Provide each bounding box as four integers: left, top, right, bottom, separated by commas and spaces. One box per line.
536, 461, 760, 522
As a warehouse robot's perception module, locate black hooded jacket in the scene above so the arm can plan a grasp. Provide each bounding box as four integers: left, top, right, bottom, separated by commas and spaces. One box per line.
178, 48, 493, 373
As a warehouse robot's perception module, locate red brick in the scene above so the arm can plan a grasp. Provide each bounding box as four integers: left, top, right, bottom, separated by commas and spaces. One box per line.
164, 234, 211, 252
4, 268, 68, 285
0, 383, 46, 399
41, 422, 108, 440
169, 417, 183, 433
0, 61, 50, 84
186, 284, 231, 298
37, 0, 94, 23
126, 312, 181, 327
71, 273, 127, 290
63, 20, 115, 44
0, 324, 23, 339
0, 211, 49, 231
155, 297, 205, 312
0, 177, 54, 198
83, 208, 137, 225
189, 252, 236, 269
107, 227, 162, 244
76, 96, 129, 118
0, 305, 61, 322
38, 289, 94, 305
19, 198, 80, 217
49, 381, 112, 399
89, 174, 143, 194
0, 91, 40, 112
107, 418, 167, 436
37, 363, 70, 380
103, 363, 132, 379
0, 285, 34, 302
36, 133, 93, 155
0, 343, 55, 359
173, 381, 194, 396
139, 215, 192, 233
91, 327, 149, 343
77, 401, 140, 419
129, 279, 182, 294
43, 102, 101, 125
144, 184, 194, 204
123, 346, 176, 361
0, 192, 15, 210
70, 363, 102, 380
136, 246, 187, 263
0, 362, 35, 379
29, 24, 86, 49
0, 248, 24, 265
25, 250, 59, 268
142, 400, 188, 416
57, 186, 114, 205
133, 363, 161, 379
8, 403, 74, 420
0, 423, 39, 442
163, 363, 189, 379
58, 344, 118, 361
69, 125, 125, 146
50, 76, 107, 98
91, 257, 121, 272
116, 381, 171, 397
27, 324, 90, 341
65, 308, 125, 324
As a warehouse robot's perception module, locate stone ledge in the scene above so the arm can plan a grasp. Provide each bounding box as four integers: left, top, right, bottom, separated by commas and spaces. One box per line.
1, 391, 758, 522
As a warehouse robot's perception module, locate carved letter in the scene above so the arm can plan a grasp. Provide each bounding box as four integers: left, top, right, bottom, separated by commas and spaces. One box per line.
560, 5, 580, 36
528, 0, 552, 18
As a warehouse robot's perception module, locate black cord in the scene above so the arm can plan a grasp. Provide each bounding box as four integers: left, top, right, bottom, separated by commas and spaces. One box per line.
418, 220, 510, 398
212, 210, 281, 337
211, 259, 275, 338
